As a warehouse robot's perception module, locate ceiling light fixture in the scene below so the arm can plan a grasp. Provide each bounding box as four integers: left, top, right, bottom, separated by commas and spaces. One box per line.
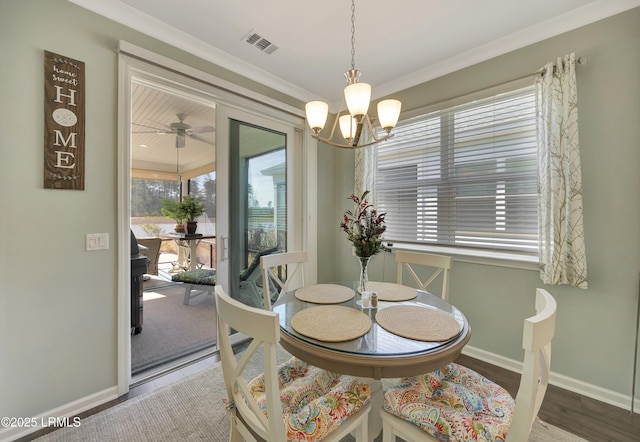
305, 0, 401, 149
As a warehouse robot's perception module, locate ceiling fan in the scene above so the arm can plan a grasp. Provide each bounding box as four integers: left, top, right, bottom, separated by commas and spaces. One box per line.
132, 113, 215, 148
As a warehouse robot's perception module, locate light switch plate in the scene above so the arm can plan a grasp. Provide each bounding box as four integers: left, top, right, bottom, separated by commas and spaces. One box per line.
86, 233, 109, 251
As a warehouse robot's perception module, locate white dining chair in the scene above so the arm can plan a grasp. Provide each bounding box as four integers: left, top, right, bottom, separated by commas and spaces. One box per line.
380, 288, 557, 442
260, 250, 307, 310
395, 251, 452, 300
215, 285, 371, 442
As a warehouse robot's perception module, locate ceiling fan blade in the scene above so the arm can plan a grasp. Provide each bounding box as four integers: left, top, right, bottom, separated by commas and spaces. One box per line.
188, 133, 215, 145
132, 122, 171, 132
186, 125, 215, 134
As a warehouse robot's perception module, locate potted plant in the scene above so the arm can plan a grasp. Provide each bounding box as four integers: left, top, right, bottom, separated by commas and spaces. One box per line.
179, 194, 207, 234
161, 198, 186, 233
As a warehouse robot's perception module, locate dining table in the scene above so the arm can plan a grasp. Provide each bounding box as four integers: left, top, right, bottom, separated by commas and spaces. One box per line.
272, 281, 471, 441
164, 233, 216, 272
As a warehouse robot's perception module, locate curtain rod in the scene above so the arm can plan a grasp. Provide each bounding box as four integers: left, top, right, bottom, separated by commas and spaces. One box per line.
402, 54, 587, 118
536, 55, 587, 76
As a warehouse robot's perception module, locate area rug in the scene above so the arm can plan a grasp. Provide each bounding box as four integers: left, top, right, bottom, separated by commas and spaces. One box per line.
36, 348, 587, 442
131, 283, 216, 374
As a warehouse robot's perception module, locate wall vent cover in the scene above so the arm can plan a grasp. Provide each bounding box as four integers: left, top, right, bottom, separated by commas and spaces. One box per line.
244, 31, 279, 55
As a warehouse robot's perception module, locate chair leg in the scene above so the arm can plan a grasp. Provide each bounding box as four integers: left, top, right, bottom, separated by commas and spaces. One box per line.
229, 416, 242, 442
183, 284, 215, 305
381, 417, 394, 442
183, 284, 193, 305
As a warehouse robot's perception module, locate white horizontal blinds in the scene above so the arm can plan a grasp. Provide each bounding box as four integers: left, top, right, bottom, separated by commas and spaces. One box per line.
376, 86, 538, 253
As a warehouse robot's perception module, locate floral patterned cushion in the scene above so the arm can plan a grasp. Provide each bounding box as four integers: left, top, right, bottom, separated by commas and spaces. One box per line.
248, 357, 371, 442
383, 363, 515, 442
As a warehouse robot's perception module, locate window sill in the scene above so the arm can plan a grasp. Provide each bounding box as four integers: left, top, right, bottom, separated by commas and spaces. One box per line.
386, 243, 539, 271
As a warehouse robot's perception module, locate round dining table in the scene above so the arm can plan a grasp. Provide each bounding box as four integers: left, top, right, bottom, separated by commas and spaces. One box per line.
272, 281, 471, 441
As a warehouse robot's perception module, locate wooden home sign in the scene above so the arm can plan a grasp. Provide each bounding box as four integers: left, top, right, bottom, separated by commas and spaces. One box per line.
43, 50, 85, 190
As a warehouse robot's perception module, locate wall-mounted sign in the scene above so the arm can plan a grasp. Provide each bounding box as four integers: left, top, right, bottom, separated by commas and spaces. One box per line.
44, 50, 85, 190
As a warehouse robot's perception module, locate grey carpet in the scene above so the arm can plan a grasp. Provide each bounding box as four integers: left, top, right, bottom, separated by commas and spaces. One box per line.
37, 347, 587, 442
143, 275, 181, 291
132, 281, 216, 374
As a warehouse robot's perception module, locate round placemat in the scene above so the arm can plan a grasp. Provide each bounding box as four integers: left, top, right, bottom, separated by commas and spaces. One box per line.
367, 282, 417, 301
295, 284, 355, 304
375, 305, 460, 342
291, 306, 372, 342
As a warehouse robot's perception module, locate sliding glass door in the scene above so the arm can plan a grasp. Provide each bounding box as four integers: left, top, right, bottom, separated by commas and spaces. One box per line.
229, 121, 286, 305
215, 107, 301, 305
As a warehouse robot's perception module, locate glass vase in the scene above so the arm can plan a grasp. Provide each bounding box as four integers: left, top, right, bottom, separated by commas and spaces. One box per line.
358, 256, 370, 294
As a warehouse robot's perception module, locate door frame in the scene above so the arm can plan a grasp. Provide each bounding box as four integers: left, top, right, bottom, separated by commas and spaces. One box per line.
215, 108, 301, 295
117, 41, 317, 395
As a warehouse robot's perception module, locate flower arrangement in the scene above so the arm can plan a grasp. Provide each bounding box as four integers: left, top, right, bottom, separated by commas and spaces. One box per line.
340, 190, 387, 257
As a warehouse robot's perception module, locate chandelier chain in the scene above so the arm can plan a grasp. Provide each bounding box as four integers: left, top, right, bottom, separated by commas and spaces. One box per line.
350, 0, 356, 70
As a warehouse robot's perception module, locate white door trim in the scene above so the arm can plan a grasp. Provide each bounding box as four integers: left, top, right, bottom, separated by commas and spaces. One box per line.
117, 43, 316, 396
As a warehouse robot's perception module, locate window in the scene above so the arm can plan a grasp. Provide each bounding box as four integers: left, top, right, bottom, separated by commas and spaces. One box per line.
376, 86, 538, 254
131, 178, 180, 218
245, 147, 286, 264
188, 171, 216, 236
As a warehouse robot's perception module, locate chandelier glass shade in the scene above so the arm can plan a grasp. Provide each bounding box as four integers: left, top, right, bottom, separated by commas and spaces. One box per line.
304, 0, 401, 149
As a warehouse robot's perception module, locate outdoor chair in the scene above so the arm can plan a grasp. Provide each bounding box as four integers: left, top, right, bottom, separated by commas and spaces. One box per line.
395, 251, 452, 300
238, 247, 279, 307
136, 237, 162, 276
173, 246, 277, 306
171, 268, 217, 305
380, 288, 557, 442
215, 285, 371, 442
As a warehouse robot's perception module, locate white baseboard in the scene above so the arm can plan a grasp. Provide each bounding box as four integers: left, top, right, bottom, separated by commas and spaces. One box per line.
0, 386, 118, 442
462, 345, 640, 415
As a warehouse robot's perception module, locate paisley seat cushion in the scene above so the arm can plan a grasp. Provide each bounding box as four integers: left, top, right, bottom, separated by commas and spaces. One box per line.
248, 357, 371, 442
383, 363, 515, 442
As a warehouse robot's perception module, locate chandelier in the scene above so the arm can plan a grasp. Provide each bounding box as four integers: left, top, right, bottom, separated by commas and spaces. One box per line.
305, 0, 402, 149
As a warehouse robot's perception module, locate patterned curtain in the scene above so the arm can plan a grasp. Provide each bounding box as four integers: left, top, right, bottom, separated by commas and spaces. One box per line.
354, 131, 376, 201
535, 52, 588, 289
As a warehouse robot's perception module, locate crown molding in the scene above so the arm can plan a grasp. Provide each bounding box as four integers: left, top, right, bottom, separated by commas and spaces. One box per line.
67, 0, 317, 103
69, 0, 640, 106
374, 0, 640, 100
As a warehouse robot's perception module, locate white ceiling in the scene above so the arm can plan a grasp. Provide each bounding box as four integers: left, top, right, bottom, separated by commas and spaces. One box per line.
70, 0, 639, 173
72, 0, 639, 106
130, 82, 216, 174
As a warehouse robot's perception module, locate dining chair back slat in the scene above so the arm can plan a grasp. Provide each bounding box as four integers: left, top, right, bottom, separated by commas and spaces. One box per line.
260, 251, 307, 310
507, 288, 557, 441
395, 251, 452, 300
215, 286, 285, 441
380, 288, 557, 442
215, 285, 372, 442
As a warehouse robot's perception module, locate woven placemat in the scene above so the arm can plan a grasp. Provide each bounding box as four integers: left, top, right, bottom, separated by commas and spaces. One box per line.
367, 282, 417, 301
291, 306, 372, 342
375, 305, 460, 342
295, 284, 355, 304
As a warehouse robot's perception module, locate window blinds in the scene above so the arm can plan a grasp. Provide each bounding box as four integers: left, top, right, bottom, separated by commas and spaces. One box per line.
376, 86, 538, 253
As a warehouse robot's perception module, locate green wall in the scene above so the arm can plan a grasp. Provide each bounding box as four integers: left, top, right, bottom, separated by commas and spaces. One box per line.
324, 7, 640, 405
0, 0, 302, 423
1, 0, 639, 429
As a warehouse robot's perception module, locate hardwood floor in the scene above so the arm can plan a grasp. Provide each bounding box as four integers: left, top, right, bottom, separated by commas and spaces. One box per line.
19, 353, 640, 441
457, 354, 640, 442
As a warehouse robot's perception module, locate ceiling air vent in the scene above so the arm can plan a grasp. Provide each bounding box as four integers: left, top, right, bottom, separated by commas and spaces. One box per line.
244, 30, 279, 55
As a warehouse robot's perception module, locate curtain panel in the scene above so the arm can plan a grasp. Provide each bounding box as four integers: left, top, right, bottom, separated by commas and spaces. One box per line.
354, 132, 377, 202
535, 52, 588, 289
